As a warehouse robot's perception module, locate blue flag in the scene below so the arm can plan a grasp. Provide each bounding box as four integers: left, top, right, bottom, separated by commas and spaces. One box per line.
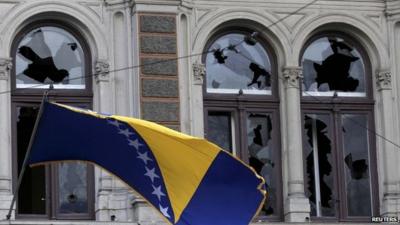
28, 101, 266, 225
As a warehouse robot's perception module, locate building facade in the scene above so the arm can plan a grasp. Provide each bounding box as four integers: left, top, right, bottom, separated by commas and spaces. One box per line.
0, 0, 400, 224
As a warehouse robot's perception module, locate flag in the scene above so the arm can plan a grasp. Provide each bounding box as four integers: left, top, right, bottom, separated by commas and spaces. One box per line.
27, 101, 266, 225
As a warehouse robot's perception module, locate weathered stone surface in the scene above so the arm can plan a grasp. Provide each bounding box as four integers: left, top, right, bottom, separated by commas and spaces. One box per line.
141, 58, 177, 75
142, 79, 178, 97
140, 36, 176, 54
163, 124, 180, 131
140, 15, 175, 33
142, 102, 179, 122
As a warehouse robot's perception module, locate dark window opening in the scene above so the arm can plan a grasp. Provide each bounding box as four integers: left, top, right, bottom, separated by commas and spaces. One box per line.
11, 21, 94, 220
17, 106, 46, 215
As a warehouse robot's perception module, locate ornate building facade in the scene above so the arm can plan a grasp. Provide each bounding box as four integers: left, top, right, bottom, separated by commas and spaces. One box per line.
0, 0, 400, 224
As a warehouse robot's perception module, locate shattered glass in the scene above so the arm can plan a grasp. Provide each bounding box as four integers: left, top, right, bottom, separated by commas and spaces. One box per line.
58, 162, 88, 214
207, 112, 233, 152
303, 114, 335, 217
302, 37, 366, 97
206, 33, 272, 94
341, 114, 372, 216
247, 113, 276, 216
16, 26, 85, 89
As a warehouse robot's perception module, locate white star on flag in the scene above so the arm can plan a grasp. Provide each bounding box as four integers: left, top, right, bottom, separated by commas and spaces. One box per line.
137, 151, 153, 165
144, 167, 160, 183
152, 185, 166, 201
128, 139, 142, 150
107, 119, 121, 127
159, 205, 171, 218
118, 128, 133, 137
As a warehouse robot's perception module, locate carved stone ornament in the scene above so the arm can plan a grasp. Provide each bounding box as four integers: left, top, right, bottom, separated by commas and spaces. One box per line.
95, 60, 110, 83
0, 58, 12, 81
193, 62, 205, 85
376, 71, 391, 90
283, 66, 303, 88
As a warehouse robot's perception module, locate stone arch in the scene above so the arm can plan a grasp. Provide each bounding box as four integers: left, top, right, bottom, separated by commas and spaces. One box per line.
0, 0, 108, 62
192, 9, 290, 68
292, 14, 389, 71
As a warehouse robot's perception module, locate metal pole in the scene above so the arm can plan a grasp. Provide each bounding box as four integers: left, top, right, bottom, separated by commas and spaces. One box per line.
6, 91, 49, 220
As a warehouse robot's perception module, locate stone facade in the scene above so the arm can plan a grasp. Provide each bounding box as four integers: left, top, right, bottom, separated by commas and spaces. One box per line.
0, 0, 399, 224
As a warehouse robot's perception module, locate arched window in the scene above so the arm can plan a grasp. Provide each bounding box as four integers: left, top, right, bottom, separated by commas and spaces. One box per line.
203, 30, 282, 221
300, 32, 378, 221
11, 21, 94, 219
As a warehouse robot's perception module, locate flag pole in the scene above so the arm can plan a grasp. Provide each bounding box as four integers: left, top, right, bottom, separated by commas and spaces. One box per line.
6, 90, 50, 220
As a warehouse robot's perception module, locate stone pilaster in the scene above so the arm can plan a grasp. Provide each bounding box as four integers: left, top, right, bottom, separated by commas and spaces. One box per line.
376, 71, 398, 217
133, 12, 179, 223
0, 58, 13, 220
282, 66, 310, 222
93, 60, 115, 221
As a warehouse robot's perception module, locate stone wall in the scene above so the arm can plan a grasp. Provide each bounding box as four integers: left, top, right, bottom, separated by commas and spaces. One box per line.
139, 13, 180, 131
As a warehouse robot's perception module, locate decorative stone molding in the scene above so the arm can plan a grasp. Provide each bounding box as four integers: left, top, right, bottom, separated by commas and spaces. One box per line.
0, 58, 12, 81
192, 62, 205, 85
283, 66, 303, 88
95, 60, 110, 83
376, 71, 392, 90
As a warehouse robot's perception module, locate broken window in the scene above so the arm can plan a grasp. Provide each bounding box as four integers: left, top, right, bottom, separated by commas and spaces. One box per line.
205, 33, 272, 94
247, 113, 277, 216
302, 36, 366, 97
303, 114, 335, 217
15, 26, 85, 89
301, 33, 376, 220
206, 111, 234, 153
12, 23, 94, 220
203, 28, 281, 221
341, 114, 372, 217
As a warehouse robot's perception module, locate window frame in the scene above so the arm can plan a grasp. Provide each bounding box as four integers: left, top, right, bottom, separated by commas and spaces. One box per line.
203, 29, 282, 221
10, 20, 95, 220
10, 20, 93, 97
300, 31, 374, 104
300, 32, 379, 222
202, 28, 279, 102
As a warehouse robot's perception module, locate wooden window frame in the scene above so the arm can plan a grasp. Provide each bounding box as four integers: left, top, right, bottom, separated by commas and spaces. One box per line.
300, 32, 379, 222
203, 29, 283, 221
10, 20, 95, 220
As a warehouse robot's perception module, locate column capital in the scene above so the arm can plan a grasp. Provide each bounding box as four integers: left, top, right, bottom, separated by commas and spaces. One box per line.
192, 62, 205, 85
283, 66, 303, 88
376, 71, 392, 91
95, 60, 110, 83
0, 58, 12, 81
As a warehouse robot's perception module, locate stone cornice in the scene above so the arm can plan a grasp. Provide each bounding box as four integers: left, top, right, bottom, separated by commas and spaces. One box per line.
0, 58, 12, 81
95, 60, 110, 83
192, 62, 205, 85
283, 66, 303, 89
376, 70, 392, 91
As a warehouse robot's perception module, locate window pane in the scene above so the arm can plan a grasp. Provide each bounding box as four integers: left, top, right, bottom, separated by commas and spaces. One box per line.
247, 113, 276, 216
207, 112, 233, 152
16, 106, 46, 214
302, 36, 366, 97
341, 114, 372, 216
206, 33, 272, 95
16, 26, 85, 89
303, 114, 335, 217
58, 162, 88, 214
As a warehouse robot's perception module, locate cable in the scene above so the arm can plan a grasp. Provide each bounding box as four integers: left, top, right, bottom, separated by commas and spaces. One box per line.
235, 42, 400, 150
0, 0, 320, 96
